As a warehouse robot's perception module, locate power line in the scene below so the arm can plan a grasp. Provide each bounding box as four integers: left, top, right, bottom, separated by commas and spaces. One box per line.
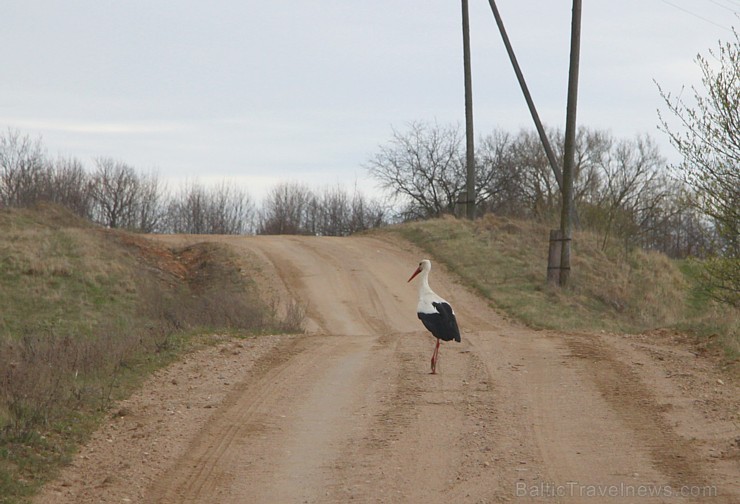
707, 0, 740, 15
707, 0, 737, 14
709, 0, 740, 8
659, 0, 734, 30
705, 0, 740, 13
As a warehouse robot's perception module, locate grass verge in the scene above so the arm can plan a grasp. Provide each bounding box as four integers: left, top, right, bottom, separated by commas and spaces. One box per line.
0, 204, 303, 503
388, 214, 738, 360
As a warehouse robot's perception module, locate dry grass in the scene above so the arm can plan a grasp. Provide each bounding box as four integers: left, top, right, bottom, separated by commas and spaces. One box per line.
0, 204, 304, 502
389, 214, 738, 349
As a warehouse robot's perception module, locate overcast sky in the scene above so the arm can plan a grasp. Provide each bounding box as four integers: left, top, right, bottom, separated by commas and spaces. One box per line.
2, 1, 737, 200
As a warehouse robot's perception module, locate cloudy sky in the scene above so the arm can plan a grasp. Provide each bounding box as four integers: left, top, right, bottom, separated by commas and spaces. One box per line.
2, 1, 737, 200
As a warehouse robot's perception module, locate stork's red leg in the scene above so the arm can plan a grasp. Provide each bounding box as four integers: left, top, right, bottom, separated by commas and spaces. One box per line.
431, 338, 440, 374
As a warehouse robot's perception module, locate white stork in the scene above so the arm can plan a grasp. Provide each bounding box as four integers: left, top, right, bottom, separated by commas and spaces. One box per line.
407, 259, 461, 374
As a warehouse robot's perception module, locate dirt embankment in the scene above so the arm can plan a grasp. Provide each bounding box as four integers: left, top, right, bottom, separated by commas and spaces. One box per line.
36, 235, 739, 503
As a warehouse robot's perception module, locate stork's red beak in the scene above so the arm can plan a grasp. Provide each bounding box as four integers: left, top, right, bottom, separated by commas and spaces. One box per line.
407, 266, 421, 282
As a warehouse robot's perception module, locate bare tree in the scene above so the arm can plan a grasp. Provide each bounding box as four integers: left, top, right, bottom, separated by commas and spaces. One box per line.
258, 182, 314, 235
134, 171, 165, 233
348, 185, 388, 233
588, 135, 668, 250
45, 156, 95, 219
476, 129, 521, 215
510, 129, 559, 218
258, 182, 387, 236
90, 158, 141, 229
366, 122, 465, 220
635, 182, 712, 258
477, 127, 611, 220
314, 185, 349, 236
205, 182, 254, 234
0, 129, 46, 207
89, 160, 164, 232
308, 184, 388, 236
165, 181, 254, 234
166, 181, 207, 234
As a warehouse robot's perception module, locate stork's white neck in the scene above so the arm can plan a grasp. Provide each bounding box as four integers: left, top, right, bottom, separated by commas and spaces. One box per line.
417, 267, 433, 296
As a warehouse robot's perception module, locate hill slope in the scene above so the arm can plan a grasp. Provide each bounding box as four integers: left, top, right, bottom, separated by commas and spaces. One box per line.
388, 214, 738, 357
0, 204, 299, 501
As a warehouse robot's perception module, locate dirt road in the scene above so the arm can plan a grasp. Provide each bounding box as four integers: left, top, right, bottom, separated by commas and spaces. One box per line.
36, 235, 738, 503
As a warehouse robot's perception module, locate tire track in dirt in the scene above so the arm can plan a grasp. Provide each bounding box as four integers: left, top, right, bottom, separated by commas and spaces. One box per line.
145, 336, 321, 502
564, 335, 705, 486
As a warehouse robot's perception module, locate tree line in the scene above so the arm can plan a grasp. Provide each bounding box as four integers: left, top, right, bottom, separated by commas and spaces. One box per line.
0, 123, 720, 258
0, 128, 387, 236
367, 121, 717, 259
0, 116, 735, 305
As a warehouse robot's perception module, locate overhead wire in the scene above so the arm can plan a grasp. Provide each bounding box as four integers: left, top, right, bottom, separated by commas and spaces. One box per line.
659, 0, 734, 31
709, 0, 740, 7
706, 0, 737, 12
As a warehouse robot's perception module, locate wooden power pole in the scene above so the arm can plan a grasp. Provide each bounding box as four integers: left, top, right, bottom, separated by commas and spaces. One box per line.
559, 0, 582, 287
462, 0, 476, 220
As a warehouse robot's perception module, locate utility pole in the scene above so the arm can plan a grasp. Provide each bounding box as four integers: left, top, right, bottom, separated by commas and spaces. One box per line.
462, 0, 476, 220
559, 0, 582, 287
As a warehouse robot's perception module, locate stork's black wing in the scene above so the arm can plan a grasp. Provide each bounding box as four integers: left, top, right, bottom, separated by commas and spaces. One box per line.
431, 301, 461, 342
